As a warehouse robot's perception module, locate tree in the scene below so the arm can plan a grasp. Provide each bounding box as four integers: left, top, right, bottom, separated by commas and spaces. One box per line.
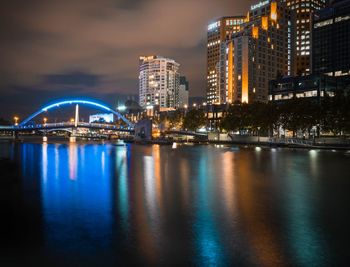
321, 91, 348, 136
220, 103, 253, 134
183, 109, 206, 131
168, 110, 183, 130
265, 102, 281, 137
220, 105, 241, 132
279, 99, 304, 137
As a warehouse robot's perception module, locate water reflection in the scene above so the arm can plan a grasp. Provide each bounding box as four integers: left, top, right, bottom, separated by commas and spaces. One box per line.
194, 151, 225, 265
68, 143, 78, 180
235, 151, 285, 266
283, 155, 328, 266
115, 146, 129, 233
221, 151, 236, 219
39, 143, 113, 255
1, 143, 349, 266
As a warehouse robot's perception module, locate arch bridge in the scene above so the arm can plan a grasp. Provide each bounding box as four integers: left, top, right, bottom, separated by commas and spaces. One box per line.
0, 98, 134, 138
19, 99, 134, 128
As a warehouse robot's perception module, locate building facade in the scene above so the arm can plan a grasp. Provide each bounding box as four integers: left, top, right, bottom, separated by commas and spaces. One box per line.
139, 56, 180, 109
207, 16, 245, 104
178, 76, 189, 108
269, 74, 350, 102
284, 0, 326, 76
89, 113, 114, 123
312, 0, 350, 76
222, 0, 292, 103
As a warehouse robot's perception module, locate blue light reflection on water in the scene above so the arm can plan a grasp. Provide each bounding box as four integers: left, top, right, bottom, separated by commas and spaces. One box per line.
39, 143, 113, 253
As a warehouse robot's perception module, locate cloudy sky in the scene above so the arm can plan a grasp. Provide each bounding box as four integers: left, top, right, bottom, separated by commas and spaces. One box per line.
0, 0, 255, 118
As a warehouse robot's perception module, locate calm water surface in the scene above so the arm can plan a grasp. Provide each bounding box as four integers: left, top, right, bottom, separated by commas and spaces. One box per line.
1, 142, 350, 266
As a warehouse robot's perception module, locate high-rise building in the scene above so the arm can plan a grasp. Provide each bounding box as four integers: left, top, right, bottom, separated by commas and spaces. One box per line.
139, 56, 180, 109
207, 16, 245, 104
178, 76, 189, 108
284, 0, 326, 76
221, 0, 292, 103
312, 0, 350, 76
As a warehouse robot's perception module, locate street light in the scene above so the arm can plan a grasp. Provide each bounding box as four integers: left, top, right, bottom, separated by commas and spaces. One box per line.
117, 106, 126, 112
257, 126, 261, 143
43, 117, 47, 125
70, 118, 75, 123
14, 116, 19, 126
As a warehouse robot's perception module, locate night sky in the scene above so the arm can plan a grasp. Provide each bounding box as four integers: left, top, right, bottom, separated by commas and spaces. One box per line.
0, 0, 255, 119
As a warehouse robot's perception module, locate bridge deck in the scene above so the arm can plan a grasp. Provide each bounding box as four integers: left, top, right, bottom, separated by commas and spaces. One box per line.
0, 122, 133, 132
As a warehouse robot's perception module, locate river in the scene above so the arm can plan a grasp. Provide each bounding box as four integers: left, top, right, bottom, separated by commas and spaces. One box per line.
1, 142, 350, 266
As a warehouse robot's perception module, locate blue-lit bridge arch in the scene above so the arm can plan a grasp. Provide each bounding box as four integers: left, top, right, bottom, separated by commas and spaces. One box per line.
19, 99, 134, 128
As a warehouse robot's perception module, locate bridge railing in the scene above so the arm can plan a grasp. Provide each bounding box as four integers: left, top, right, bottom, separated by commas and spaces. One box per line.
268, 137, 314, 146
1, 122, 133, 132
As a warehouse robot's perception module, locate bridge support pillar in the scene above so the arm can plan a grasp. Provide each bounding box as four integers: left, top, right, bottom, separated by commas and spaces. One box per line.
12, 131, 19, 141
134, 119, 152, 141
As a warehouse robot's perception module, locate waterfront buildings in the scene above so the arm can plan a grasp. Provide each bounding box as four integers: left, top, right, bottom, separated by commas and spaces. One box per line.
312, 0, 350, 76
269, 74, 350, 102
269, 0, 350, 103
139, 56, 180, 109
206, 16, 245, 104
285, 0, 326, 76
178, 76, 189, 108
220, 0, 292, 104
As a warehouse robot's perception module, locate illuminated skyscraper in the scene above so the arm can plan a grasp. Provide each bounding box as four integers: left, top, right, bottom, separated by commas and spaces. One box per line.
206, 16, 245, 104
285, 0, 326, 75
221, 0, 292, 103
139, 56, 180, 109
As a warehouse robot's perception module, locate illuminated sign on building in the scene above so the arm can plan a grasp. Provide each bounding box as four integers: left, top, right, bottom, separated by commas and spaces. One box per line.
250, 0, 270, 11
208, 21, 221, 31
89, 113, 114, 123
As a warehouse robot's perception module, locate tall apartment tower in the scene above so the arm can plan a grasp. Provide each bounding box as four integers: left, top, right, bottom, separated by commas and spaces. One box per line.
206, 16, 245, 104
139, 56, 180, 109
284, 0, 326, 75
222, 1, 292, 103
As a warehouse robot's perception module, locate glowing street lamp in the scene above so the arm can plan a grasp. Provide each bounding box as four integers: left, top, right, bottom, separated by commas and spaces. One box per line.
43, 117, 47, 125
70, 118, 75, 123
193, 103, 197, 108
14, 116, 19, 126
117, 106, 126, 112
184, 104, 188, 109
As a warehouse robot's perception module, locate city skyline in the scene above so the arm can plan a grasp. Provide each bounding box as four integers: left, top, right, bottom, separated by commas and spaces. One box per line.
0, 0, 257, 118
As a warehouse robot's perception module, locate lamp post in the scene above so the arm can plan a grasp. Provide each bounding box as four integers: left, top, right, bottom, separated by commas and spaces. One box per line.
43, 118, 48, 142
257, 126, 261, 143
14, 116, 19, 126
184, 104, 188, 116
